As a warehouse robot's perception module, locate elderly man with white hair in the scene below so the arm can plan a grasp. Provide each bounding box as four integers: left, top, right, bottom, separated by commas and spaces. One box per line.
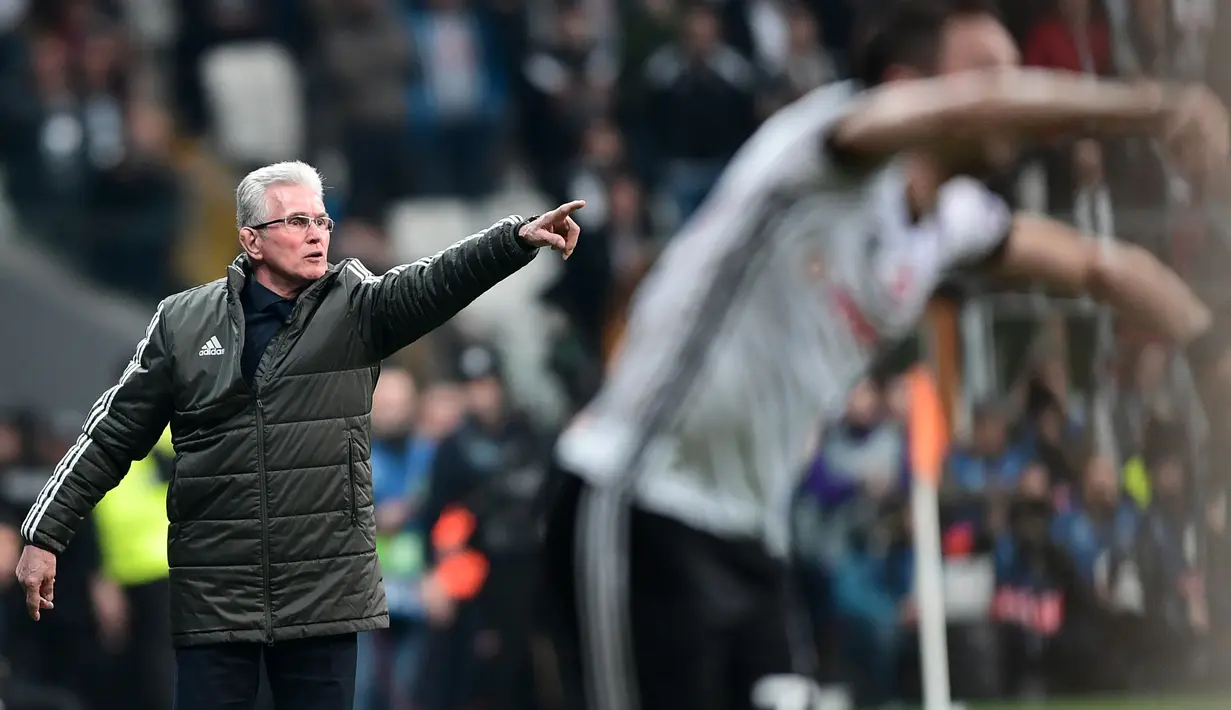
14, 161, 584, 710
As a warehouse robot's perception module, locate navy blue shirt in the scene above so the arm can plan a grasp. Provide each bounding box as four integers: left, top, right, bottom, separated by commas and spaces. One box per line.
239, 278, 295, 385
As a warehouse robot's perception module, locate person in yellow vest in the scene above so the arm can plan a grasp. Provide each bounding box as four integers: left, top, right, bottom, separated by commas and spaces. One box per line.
93, 425, 174, 710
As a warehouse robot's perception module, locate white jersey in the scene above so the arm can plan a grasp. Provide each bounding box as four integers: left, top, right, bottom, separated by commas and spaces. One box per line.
556, 81, 1012, 554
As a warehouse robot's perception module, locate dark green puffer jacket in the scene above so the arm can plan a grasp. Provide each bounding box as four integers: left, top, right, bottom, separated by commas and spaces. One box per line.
19, 216, 538, 646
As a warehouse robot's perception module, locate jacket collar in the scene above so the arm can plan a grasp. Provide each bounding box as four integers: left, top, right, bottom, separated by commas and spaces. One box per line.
226, 253, 342, 308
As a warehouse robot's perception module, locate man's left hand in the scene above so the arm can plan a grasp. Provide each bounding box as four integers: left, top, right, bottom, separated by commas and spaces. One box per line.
519, 200, 585, 259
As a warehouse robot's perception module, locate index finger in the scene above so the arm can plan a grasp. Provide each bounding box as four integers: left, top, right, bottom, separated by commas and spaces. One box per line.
549, 200, 586, 219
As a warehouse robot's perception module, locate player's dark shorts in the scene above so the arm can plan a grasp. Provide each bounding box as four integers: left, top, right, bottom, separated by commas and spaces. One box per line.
539, 464, 819, 710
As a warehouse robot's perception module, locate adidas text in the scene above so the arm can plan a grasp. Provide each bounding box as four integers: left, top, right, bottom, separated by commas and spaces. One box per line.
199, 336, 225, 356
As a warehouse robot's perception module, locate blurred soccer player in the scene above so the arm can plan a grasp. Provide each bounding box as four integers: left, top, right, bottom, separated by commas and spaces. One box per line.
540, 1, 1231, 709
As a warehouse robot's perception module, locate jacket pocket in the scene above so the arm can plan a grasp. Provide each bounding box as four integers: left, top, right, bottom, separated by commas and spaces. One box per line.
167, 480, 180, 522
347, 434, 359, 526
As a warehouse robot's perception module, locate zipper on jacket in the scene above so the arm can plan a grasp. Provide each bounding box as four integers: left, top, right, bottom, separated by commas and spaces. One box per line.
347, 434, 358, 526
255, 397, 274, 645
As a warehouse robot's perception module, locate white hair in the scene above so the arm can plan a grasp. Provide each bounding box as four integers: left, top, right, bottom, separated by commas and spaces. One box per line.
235, 161, 324, 230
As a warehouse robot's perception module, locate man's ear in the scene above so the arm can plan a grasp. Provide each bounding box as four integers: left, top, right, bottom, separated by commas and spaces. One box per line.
239, 227, 261, 260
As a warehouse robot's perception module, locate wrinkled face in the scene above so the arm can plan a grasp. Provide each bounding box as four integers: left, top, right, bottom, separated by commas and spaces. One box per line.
241, 183, 331, 291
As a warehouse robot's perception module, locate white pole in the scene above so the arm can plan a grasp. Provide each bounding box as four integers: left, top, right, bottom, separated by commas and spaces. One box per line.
912, 478, 951, 710
913, 319, 952, 710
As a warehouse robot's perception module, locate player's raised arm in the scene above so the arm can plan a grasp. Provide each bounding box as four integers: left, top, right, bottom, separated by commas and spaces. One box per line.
980, 213, 1211, 347
830, 69, 1225, 176
828, 0, 1228, 179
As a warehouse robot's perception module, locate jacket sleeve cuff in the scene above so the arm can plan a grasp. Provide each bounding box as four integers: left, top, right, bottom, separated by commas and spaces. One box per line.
506, 216, 541, 257
23, 532, 65, 556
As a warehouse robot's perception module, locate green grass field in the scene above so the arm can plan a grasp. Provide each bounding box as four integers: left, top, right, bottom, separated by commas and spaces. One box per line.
962, 700, 1227, 710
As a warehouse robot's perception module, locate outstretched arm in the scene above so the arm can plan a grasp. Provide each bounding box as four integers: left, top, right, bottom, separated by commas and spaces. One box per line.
984, 213, 1211, 346
927, 176, 1211, 346
351, 202, 584, 359
830, 68, 1227, 178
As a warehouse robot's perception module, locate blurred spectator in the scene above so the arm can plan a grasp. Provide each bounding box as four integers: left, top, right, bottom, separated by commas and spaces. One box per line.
172, 0, 311, 136
1052, 452, 1139, 599
1204, 0, 1231, 103
643, 2, 757, 226
1115, 0, 1173, 76
521, 1, 615, 203
597, 174, 658, 354
805, 379, 907, 515
793, 377, 908, 688
1024, 0, 1113, 75
947, 400, 1030, 500
1047, 451, 1142, 691
830, 501, 913, 708
1023, 0, 1112, 206
0, 414, 88, 710
419, 345, 547, 710
1115, 343, 1173, 461
560, 117, 628, 230
357, 368, 463, 710
1102, 0, 1178, 224
615, 0, 678, 128
406, 0, 507, 198
1, 418, 113, 710
7, 34, 91, 261
1134, 436, 1207, 687
3, 17, 182, 300
331, 219, 398, 275
312, 0, 417, 221
760, 3, 839, 114
86, 100, 183, 301
989, 460, 1071, 696
1171, 0, 1215, 80
1203, 487, 1231, 659
545, 171, 655, 363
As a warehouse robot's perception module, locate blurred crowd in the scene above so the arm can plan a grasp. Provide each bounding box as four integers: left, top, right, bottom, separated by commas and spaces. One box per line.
795, 344, 1231, 707
2, 0, 1231, 708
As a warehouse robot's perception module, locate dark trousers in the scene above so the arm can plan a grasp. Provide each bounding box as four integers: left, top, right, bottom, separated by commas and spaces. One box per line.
174, 633, 358, 710
541, 471, 801, 710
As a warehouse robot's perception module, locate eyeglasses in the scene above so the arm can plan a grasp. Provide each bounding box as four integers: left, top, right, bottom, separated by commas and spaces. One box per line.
248, 214, 335, 234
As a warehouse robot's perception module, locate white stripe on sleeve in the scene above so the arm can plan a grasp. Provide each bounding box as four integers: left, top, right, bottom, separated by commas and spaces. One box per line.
21, 301, 166, 542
